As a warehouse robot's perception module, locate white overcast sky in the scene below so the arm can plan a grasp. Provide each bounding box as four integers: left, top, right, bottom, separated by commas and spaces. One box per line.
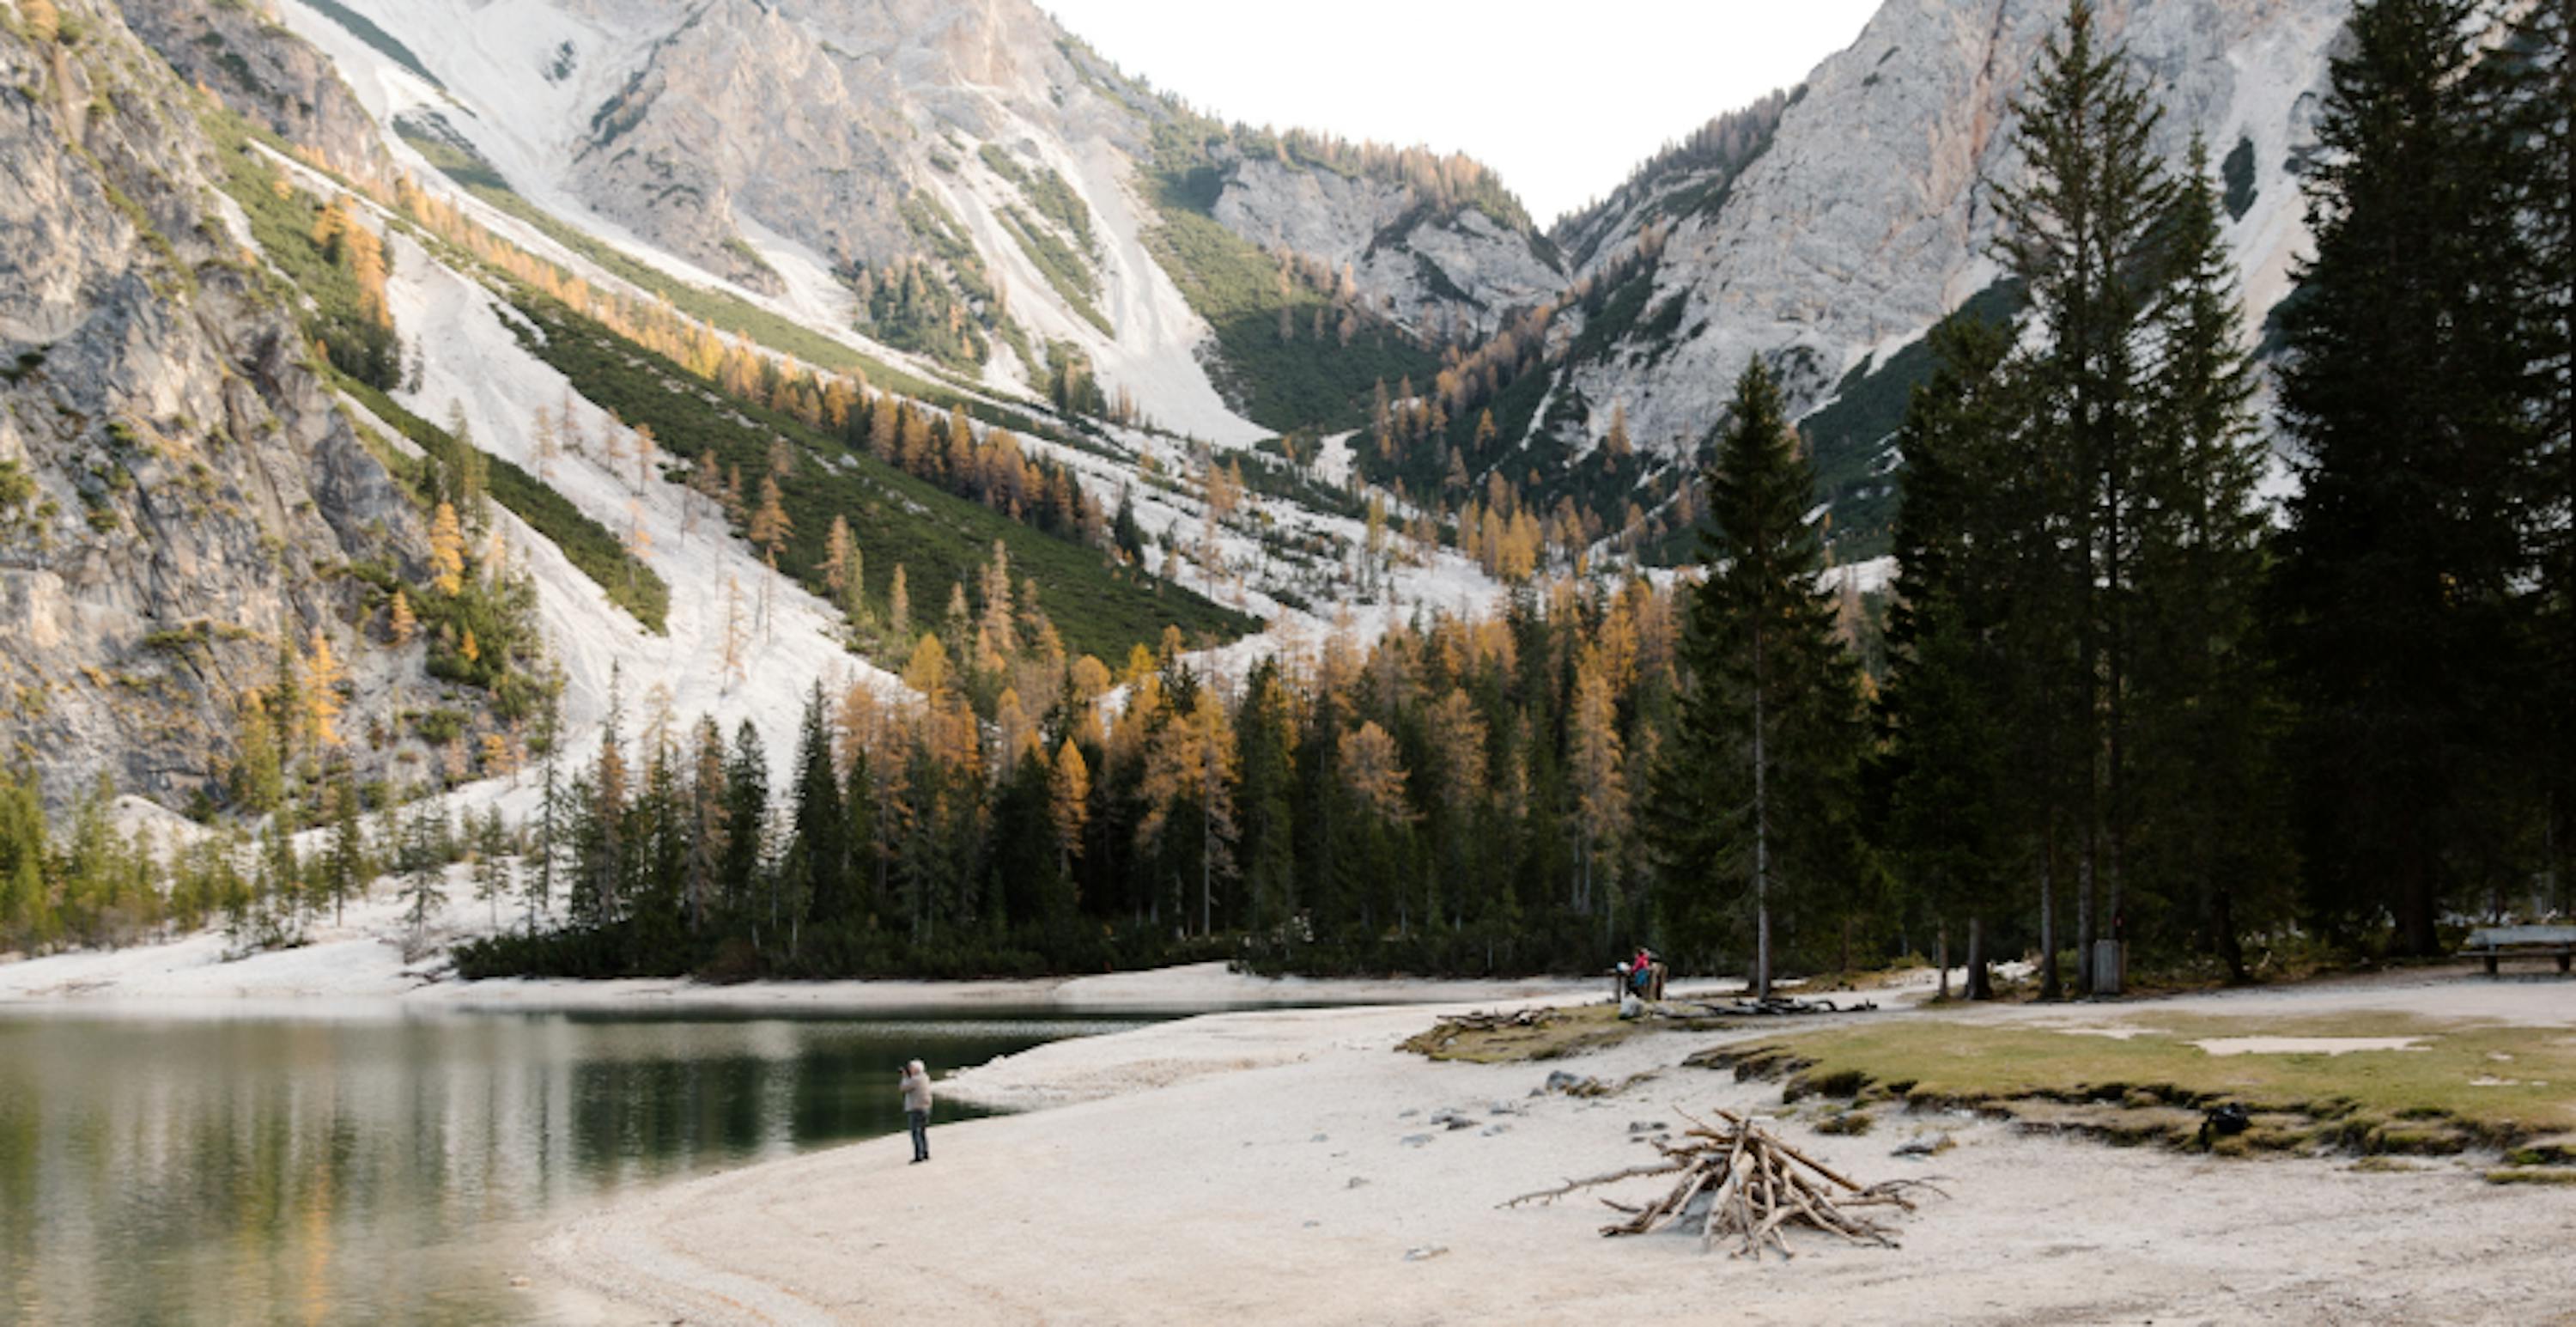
1040, 0, 1884, 227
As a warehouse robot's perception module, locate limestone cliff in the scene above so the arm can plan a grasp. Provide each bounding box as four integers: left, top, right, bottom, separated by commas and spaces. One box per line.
1, 0, 427, 810
1545, 0, 2347, 463
118, 0, 386, 179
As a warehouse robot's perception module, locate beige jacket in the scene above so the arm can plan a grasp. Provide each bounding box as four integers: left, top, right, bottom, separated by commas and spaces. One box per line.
901, 1068, 932, 1114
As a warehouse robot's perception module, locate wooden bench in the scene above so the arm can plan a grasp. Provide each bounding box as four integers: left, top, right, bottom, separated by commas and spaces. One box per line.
2461, 925, 2576, 977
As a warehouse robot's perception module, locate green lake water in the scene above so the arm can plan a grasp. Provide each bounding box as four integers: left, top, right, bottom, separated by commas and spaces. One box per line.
0, 1006, 1150, 1324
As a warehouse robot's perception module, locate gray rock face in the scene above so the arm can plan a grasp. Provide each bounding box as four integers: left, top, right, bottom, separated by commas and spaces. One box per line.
1547, 0, 2348, 458
559, 0, 1127, 294
1, 1, 426, 811
119, 0, 387, 178
352, 0, 1556, 378
1210, 153, 1562, 340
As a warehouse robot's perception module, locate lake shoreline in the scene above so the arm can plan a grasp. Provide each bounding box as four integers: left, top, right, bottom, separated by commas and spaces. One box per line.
539, 970, 2576, 1325
0, 869, 1631, 1015
0, 945, 1622, 1017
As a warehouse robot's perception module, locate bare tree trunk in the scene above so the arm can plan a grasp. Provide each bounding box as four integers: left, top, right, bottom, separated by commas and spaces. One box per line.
2038, 815, 2061, 1001
1965, 915, 1993, 1001
1751, 627, 1771, 1001
2076, 824, 2097, 995
1935, 920, 1951, 1001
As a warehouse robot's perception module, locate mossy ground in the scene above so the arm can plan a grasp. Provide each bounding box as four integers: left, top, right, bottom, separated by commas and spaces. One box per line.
1399, 1002, 1741, 1063
1705, 1014, 2576, 1160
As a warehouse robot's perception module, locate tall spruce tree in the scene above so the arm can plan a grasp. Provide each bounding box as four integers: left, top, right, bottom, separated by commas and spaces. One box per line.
1877, 317, 2035, 1000
1651, 360, 1868, 997
2129, 138, 2295, 976
1989, 0, 2180, 988
685, 716, 726, 934
720, 720, 769, 926
2273, 0, 2533, 953
789, 683, 852, 928
2488, 0, 2573, 914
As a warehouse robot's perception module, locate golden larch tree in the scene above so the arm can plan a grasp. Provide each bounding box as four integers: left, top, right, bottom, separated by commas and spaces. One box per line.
302, 628, 347, 751
428, 502, 466, 595
387, 588, 417, 647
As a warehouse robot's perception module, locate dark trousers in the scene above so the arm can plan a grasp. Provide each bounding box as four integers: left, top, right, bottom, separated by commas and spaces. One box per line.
907, 1109, 929, 1160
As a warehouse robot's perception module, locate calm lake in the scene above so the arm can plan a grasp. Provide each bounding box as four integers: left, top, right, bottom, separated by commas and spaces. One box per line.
0, 1005, 1151, 1324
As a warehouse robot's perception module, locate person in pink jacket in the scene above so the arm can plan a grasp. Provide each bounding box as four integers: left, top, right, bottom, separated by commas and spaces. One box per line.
900, 1059, 933, 1163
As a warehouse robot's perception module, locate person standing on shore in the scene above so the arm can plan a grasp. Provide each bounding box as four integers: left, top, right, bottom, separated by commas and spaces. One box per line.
900, 1059, 933, 1164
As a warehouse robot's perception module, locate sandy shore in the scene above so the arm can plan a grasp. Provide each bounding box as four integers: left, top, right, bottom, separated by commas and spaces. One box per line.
540, 971, 2576, 1325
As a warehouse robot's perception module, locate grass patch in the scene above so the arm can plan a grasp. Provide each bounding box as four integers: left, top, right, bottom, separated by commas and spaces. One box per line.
1400, 1003, 1642, 1062
2485, 1167, 2576, 1186
1709, 1013, 2576, 1160
1400, 1002, 1742, 1063
1811, 1106, 1877, 1135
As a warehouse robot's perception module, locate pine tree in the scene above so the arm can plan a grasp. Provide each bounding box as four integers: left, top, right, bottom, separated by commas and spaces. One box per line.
472, 807, 509, 929
1876, 317, 2031, 1000
720, 720, 769, 920
1650, 361, 1868, 997
0, 769, 52, 948
2272, 0, 2534, 953
2488, 0, 2574, 915
325, 771, 364, 928
790, 682, 853, 926
685, 715, 727, 933
529, 675, 564, 934
399, 791, 445, 955
2128, 137, 2294, 976
575, 675, 629, 928
1112, 486, 1144, 562
1989, 0, 2180, 987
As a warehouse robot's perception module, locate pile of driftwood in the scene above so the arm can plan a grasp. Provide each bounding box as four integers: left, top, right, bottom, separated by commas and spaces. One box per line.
1503, 1107, 1939, 1258
1670, 995, 1877, 1018
1444, 1007, 1556, 1032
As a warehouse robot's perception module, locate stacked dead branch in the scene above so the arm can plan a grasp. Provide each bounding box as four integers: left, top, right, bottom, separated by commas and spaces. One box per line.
1444, 1007, 1556, 1032
1502, 1107, 1941, 1259
1671, 996, 1877, 1018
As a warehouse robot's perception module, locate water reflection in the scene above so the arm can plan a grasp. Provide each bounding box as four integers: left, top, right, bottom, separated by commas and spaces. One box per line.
0, 1007, 1139, 1325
